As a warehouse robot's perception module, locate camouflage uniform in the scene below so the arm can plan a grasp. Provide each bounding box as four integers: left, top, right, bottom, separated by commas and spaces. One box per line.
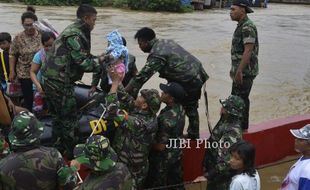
74, 135, 133, 190
146, 103, 185, 190
106, 87, 161, 189
126, 39, 209, 139
230, 15, 259, 130
203, 95, 244, 190
91, 53, 137, 93
41, 19, 101, 158
0, 111, 77, 190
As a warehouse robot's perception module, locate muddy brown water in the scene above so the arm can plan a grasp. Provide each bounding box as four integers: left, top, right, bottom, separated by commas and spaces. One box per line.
0, 3, 309, 190
1, 3, 309, 128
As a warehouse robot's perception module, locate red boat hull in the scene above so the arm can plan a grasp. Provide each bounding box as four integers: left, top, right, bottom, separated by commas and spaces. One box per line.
182, 114, 310, 181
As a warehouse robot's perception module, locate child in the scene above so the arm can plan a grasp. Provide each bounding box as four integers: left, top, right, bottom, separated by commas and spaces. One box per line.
89, 30, 128, 95
105, 30, 128, 84
229, 140, 261, 190
30, 31, 56, 112
0, 32, 12, 92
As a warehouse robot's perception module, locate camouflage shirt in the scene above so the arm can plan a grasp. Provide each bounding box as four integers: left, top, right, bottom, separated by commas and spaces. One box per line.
127, 39, 209, 97
106, 89, 158, 188
42, 19, 100, 84
156, 104, 185, 159
10, 31, 41, 79
231, 16, 259, 78
76, 162, 132, 190
204, 116, 242, 184
0, 146, 77, 190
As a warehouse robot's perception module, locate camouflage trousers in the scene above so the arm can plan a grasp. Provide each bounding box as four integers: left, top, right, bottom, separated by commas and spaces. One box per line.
231, 77, 254, 130
183, 100, 199, 139
145, 150, 184, 190
128, 162, 148, 190
170, 78, 202, 139
43, 80, 79, 159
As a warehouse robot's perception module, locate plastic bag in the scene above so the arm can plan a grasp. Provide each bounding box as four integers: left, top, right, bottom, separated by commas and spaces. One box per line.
6, 82, 23, 97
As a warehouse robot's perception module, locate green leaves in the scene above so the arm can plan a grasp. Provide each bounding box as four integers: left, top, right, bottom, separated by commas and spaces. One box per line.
19, 0, 193, 12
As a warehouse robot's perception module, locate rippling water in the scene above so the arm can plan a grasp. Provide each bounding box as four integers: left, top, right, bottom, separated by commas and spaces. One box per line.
1, 3, 309, 129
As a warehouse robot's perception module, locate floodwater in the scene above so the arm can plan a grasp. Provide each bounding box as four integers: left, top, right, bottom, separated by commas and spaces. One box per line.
1, 3, 309, 128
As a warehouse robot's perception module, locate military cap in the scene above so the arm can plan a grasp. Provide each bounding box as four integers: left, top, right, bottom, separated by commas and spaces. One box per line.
9, 111, 44, 147
160, 82, 186, 102
74, 135, 117, 172
232, 0, 254, 13
290, 124, 310, 143
220, 95, 245, 118
140, 89, 161, 115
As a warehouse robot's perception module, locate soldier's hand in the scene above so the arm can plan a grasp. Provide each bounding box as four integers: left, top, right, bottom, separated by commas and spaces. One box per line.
108, 66, 123, 84
193, 176, 207, 183
70, 159, 81, 171
88, 86, 97, 97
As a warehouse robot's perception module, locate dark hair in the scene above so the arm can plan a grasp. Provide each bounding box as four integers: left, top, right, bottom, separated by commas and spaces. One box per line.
121, 37, 127, 46
229, 140, 256, 177
76, 4, 97, 19
134, 27, 156, 41
41, 31, 56, 45
27, 5, 36, 14
21, 11, 38, 23
0, 32, 12, 43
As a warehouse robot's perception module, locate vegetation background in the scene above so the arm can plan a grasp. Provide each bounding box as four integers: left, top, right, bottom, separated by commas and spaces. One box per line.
0, 0, 193, 12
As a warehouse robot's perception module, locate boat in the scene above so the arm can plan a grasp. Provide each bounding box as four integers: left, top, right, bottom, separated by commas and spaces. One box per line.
2, 83, 309, 188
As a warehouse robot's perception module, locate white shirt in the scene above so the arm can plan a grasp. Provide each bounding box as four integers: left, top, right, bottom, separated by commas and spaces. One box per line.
229, 170, 261, 190
281, 156, 310, 190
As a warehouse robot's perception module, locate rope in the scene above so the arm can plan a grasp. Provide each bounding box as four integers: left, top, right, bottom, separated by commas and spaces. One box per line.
203, 82, 212, 135
0, 50, 8, 82
89, 103, 106, 137
256, 157, 299, 170
144, 181, 200, 190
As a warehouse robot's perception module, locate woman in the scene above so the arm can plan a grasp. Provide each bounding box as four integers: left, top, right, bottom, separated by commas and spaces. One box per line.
30, 31, 56, 112
9, 9, 41, 112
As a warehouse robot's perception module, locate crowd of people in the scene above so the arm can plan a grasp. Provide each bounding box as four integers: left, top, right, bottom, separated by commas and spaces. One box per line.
0, 1, 309, 190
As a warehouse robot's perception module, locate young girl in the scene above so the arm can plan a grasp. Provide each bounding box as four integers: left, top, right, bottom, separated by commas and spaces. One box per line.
229, 140, 261, 190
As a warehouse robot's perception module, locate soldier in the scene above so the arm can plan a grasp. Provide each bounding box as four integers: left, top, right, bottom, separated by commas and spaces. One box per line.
230, 0, 259, 131
41, 4, 104, 158
194, 95, 245, 189
72, 135, 133, 190
107, 67, 161, 189
145, 82, 186, 190
125, 27, 209, 139
0, 111, 78, 190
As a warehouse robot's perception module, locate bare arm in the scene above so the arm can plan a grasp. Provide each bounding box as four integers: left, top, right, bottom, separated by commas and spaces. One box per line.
30, 63, 43, 93
9, 55, 16, 81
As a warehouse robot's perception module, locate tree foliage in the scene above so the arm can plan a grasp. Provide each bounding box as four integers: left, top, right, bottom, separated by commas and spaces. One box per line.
19, 0, 193, 12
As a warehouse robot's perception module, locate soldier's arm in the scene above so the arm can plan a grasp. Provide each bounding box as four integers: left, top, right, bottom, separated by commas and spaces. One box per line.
125, 57, 165, 97
153, 112, 172, 151
66, 36, 101, 72
208, 126, 242, 181
237, 25, 256, 73
55, 151, 78, 189
91, 67, 102, 87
